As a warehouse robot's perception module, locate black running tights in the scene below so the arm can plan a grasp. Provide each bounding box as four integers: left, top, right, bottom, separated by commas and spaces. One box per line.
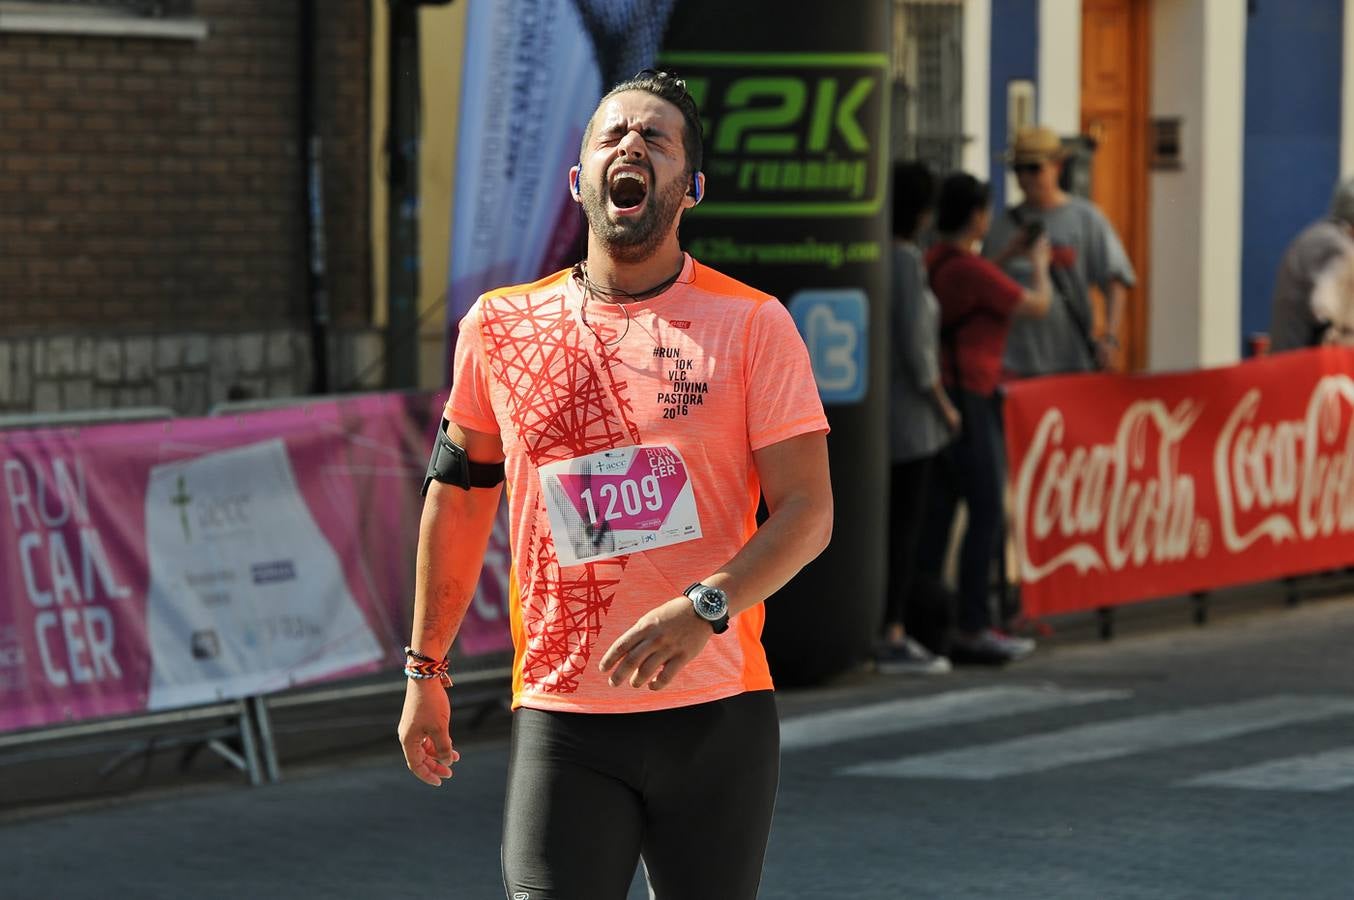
501, 691, 779, 900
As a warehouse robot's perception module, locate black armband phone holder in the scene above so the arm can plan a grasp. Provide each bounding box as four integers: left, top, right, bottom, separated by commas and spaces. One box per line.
422, 419, 505, 495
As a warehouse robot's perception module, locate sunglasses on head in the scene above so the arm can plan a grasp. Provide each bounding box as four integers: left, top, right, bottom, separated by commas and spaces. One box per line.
1012, 162, 1044, 175
635, 67, 688, 92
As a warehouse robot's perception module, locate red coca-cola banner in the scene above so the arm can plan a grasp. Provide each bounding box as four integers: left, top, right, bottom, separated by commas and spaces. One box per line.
1005, 347, 1354, 617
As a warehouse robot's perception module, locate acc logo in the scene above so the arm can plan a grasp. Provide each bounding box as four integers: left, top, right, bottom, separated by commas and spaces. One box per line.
595, 453, 630, 474
788, 289, 868, 405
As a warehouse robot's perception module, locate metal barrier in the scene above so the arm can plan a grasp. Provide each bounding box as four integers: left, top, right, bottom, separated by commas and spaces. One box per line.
0, 700, 265, 786
249, 660, 513, 784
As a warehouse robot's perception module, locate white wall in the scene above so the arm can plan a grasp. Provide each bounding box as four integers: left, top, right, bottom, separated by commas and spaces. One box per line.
1198, 1, 1247, 367
1022, 0, 1080, 201
1038, 0, 1081, 134
1148, 0, 1247, 371
962, 0, 991, 179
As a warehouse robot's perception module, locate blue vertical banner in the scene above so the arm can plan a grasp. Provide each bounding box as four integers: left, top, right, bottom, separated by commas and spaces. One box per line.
446, 1, 596, 325
447, 0, 685, 332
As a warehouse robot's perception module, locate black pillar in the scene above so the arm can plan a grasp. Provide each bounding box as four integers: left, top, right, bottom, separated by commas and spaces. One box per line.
385, 0, 423, 389
661, 0, 891, 684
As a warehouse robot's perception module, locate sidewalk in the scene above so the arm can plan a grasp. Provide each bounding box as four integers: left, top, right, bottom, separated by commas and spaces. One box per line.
5, 583, 1354, 900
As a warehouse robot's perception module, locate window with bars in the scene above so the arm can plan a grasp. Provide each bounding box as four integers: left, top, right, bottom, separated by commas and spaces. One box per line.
890, 0, 966, 174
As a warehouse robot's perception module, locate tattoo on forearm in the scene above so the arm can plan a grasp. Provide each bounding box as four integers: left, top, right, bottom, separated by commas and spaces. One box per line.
417, 578, 476, 643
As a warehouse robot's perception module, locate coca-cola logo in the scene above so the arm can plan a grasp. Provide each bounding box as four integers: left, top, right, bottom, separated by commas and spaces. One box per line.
1214, 376, 1354, 552
1014, 399, 1207, 582
1015, 374, 1354, 585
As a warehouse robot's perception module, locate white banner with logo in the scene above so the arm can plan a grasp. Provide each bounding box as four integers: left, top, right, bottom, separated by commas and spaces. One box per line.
144, 440, 382, 710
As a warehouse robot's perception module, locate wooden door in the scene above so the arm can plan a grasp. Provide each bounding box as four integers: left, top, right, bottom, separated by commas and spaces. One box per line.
1080, 0, 1150, 371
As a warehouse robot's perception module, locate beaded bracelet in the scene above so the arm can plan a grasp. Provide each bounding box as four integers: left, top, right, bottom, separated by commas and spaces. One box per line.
404, 646, 441, 665
404, 646, 453, 688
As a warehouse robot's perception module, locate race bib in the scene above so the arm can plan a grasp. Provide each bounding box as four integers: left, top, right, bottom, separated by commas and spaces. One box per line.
538, 445, 702, 567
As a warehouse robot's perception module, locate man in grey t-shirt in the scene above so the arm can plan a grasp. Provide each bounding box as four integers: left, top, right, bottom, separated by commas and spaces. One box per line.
984, 126, 1136, 376
1269, 177, 1354, 352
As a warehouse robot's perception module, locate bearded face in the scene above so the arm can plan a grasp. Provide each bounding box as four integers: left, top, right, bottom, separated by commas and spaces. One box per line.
579, 160, 689, 264
576, 91, 695, 264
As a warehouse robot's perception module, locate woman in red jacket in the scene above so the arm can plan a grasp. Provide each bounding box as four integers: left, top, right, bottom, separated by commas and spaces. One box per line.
920, 173, 1050, 664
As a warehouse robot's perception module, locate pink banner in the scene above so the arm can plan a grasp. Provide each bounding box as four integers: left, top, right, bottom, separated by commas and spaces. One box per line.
0, 392, 513, 734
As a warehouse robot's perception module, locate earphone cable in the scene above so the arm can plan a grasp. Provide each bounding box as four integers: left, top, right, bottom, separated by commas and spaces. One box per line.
574, 259, 686, 347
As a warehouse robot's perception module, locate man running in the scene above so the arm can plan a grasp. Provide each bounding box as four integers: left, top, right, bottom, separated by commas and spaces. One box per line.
397, 69, 832, 900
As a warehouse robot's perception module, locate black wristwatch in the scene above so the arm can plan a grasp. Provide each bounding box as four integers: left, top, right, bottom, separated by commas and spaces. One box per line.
684, 582, 730, 634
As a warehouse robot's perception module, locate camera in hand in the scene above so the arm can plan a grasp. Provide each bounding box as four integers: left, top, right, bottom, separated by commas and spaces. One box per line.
1022, 219, 1045, 243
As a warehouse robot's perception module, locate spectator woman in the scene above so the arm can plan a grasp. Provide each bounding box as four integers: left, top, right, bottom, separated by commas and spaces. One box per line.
876, 161, 962, 675
918, 173, 1051, 664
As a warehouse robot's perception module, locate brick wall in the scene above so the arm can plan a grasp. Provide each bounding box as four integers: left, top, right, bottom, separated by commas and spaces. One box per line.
0, 1, 375, 415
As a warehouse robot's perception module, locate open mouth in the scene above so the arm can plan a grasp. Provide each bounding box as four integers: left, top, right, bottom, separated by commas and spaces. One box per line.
608, 168, 648, 213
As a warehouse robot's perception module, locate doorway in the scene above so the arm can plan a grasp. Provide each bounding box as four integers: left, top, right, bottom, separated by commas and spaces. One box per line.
1080, 0, 1151, 371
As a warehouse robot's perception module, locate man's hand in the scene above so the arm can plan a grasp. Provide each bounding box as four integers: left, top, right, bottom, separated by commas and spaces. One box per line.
1095, 334, 1120, 371
598, 597, 713, 690
1026, 235, 1052, 271
397, 678, 460, 786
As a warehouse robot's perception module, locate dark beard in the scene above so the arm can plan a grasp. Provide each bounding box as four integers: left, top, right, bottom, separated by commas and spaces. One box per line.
579, 171, 688, 264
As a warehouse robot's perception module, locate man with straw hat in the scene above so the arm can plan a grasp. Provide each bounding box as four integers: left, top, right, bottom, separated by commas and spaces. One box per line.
985, 125, 1136, 375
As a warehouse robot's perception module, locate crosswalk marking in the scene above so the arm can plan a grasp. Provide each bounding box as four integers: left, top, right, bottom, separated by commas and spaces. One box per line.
1182, 747, 1354, 792
780, 685, 1129, 753
841, 695, 1354, 780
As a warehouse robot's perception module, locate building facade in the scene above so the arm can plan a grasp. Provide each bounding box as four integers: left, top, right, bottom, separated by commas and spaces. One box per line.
7, 0, 1352, 419
0, 0, 378, 417
962, 0, 1354, 372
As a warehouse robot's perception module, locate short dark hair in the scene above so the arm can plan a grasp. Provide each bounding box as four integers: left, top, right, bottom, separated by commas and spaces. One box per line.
935, 173, 991, 234
892, 161, 936, 240
581, 69, 704, 175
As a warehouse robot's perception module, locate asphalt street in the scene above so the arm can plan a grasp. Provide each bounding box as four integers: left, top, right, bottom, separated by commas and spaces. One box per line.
5, 585, 1354, 899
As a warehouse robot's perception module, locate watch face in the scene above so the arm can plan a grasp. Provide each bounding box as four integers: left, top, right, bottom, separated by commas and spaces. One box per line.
694, 587, 727, 619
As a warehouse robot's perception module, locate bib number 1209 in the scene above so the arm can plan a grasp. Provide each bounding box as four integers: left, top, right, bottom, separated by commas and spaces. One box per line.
538, 444, 701, 566
581, 475, 663, 523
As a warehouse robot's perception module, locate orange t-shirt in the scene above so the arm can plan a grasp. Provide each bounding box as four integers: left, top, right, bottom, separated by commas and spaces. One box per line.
447, 254, 829, 713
